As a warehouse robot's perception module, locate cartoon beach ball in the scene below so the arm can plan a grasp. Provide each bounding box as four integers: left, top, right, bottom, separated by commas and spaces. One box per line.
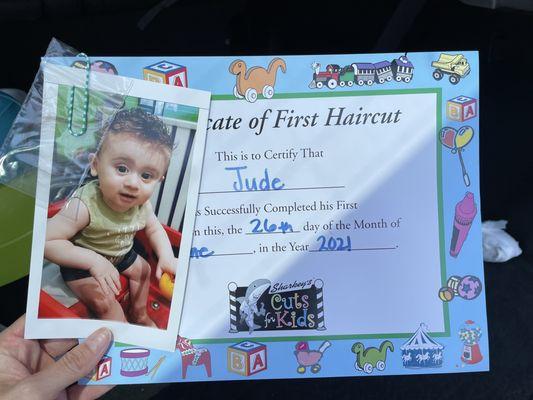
438, 287, 454, 302
457, 275, 482, 300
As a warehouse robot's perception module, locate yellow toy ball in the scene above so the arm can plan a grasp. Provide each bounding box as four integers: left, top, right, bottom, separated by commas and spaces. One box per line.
159, 273, 175, 301
438, 287, 454, 302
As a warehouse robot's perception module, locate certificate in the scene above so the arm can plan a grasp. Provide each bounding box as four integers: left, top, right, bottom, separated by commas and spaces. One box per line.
47, 52, 486, 383
184, 90, 445, 339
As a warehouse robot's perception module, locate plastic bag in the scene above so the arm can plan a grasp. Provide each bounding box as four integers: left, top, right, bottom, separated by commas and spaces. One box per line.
0, 38, 132, 202
1, 39, 77, 197
0, 38, 132, 287
482, 220, 522, 262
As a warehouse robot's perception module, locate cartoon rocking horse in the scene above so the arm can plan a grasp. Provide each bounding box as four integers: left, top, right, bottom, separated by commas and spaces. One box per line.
176, 336, 212, 379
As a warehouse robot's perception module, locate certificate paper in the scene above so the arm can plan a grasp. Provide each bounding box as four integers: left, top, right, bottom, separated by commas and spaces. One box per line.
70, 52, 487, 383
189, 91, 444, 338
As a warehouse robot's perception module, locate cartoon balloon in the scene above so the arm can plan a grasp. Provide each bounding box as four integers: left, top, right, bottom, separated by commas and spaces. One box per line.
440, 126, 474, 187
455, 126, 474, 149
440, 127, 457, 150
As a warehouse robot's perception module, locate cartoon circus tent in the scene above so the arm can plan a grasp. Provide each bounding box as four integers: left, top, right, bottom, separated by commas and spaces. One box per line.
400, 323, 444, 368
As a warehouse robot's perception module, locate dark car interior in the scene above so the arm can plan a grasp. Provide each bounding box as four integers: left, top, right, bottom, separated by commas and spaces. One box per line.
1, 0, 532, 398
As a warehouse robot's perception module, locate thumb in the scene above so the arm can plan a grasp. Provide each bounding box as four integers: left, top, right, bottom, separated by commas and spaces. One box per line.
26, 328, 113, 399
156, 264, 163, 280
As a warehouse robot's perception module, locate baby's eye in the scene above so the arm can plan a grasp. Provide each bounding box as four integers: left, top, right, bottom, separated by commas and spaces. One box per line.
141, 172, 153, 180
116, 165, 129, 174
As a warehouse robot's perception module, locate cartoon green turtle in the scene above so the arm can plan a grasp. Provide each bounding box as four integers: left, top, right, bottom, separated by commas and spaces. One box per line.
351, 341, 394, 374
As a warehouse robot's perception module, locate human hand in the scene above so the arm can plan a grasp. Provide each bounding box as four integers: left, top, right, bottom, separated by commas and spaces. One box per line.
155, 256, 177, 280
0, 315, 114, 400
89, 257, 121, 296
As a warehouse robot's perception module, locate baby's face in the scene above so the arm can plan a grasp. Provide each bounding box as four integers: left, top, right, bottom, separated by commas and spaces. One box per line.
91, 133, 169, 213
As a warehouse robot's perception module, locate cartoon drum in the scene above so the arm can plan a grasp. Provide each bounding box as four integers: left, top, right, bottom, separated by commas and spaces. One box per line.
120, 348, 151, 377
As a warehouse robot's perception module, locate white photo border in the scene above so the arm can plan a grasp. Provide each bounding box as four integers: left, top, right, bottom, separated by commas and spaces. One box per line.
25, 63, 211, 352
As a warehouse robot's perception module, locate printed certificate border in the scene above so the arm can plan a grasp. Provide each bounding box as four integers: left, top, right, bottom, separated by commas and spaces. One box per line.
193, 87, 448, 344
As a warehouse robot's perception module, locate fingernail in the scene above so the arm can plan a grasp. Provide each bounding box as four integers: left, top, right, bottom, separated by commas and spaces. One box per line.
86, 328, 113, 352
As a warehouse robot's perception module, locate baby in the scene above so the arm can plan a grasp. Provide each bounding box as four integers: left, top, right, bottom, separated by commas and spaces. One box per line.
45, 107, 177, 327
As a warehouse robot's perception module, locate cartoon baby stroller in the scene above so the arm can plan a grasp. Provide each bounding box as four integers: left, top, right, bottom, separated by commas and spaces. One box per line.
294, 340, 331, 374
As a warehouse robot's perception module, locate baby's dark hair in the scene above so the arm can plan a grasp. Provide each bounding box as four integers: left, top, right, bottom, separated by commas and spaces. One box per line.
98, 107, 173, 156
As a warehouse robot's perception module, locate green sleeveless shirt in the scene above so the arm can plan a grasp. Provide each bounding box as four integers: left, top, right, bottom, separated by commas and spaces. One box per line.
72, 180, 147, 258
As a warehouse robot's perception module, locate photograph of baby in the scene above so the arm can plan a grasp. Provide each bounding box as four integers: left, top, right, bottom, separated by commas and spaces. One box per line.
46, 107, 176, 328
25, 64, 210, 351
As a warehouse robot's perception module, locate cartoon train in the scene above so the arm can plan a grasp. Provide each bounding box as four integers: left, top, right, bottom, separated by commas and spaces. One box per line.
311, 62, 340, 89
310, 55, 413, 89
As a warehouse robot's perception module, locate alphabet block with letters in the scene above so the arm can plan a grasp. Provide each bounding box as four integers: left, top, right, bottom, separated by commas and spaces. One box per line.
227, 341, 267, 376
87, 355, 112, 381
143, 61, 188, 87
446, 95, 477, 122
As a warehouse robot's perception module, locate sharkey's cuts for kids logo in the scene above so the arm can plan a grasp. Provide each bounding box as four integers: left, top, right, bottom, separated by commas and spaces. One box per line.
228, 279, 326, 333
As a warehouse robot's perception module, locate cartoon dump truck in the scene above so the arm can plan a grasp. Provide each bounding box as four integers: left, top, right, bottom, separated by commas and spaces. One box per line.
431, 53, 470, 85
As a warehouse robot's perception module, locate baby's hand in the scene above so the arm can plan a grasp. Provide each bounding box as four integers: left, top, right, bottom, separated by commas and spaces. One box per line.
155, 256, 177, 280
89, 258, 122, 296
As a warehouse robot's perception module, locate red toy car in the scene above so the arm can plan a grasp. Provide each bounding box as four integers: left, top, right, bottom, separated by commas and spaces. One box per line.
38, 201, 180, 329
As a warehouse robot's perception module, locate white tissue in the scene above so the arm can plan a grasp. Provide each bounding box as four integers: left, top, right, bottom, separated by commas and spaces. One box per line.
482, 220, 522, 262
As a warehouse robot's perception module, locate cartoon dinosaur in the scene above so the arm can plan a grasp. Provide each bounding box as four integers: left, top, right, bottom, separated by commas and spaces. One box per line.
236, 279, 270, 333
229, 58, 287, 103
351, 341, 394, 374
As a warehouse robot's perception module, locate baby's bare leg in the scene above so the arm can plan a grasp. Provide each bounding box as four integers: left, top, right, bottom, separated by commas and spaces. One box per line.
67, 277, 127, 322
122, 256, 156, 327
